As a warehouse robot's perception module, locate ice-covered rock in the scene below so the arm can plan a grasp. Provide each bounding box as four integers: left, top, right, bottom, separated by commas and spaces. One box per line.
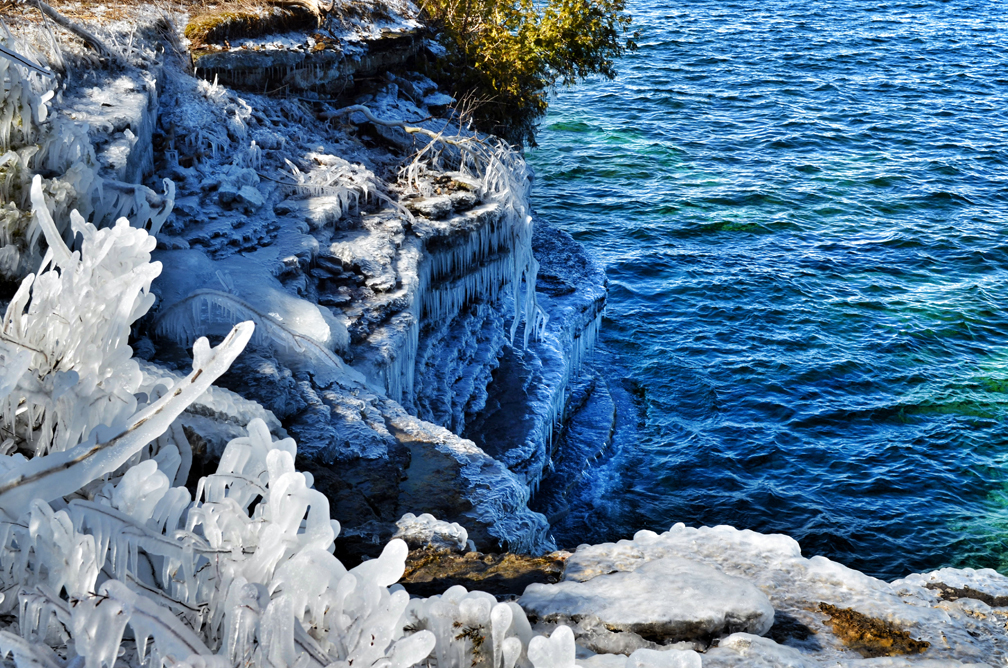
394, 512, 470, 552
423, 92, 456, 109
561, 524, 1008, 663
578, 649, 703, 668
153, 248, 349, 354
408, 195, 453, 219
276, 194, 355, 229
520, 557, 774, 646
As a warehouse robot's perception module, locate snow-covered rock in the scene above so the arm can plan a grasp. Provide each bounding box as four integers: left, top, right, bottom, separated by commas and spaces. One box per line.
556, 524, 1008, 664
394, 512, 470, 552
520, 557, 774, 647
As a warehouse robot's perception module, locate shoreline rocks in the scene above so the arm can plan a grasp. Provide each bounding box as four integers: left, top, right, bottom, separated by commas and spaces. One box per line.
521, 557, 775, 651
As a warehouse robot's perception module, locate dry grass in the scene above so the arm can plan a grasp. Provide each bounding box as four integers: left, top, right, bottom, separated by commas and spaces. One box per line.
0, 0, 320, 40
184, 0, 317, 47
1, 0, 201, 26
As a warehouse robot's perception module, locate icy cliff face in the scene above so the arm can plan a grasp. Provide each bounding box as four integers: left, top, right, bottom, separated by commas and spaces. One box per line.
0, 0, 563, 557
107, 17, 558, 555
464, 222, 608, 491
147, 74, 553, 553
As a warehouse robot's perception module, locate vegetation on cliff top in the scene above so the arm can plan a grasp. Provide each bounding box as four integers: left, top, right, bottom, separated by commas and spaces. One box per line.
419, 0, 636, 147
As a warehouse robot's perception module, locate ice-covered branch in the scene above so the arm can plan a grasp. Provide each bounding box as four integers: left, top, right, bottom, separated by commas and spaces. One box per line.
30, 0, 123, 65
0, 321, 253, 519
321, 104, 466, 147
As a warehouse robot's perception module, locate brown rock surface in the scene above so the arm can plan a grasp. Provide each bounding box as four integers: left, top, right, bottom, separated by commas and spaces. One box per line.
400, 547, 568, 598
818, 602, 930, 658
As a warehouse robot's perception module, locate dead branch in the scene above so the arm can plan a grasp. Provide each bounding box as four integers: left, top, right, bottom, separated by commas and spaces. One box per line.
31, 0, 123, 65
320, 104, 473, 149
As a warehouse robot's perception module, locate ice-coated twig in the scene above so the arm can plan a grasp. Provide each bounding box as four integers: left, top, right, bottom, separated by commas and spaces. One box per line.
0, 629, 65, 668
320, 104, 468, 148
30, 0, 123, 65
0, 321, 255, 519
0, 42, 50, 76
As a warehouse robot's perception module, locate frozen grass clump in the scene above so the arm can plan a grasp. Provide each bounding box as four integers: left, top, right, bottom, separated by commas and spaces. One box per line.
1, 176, 161, 456
0, 30, 176, 280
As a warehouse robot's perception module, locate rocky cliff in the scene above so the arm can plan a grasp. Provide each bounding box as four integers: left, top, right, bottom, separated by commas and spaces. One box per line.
0, 0, 606, 563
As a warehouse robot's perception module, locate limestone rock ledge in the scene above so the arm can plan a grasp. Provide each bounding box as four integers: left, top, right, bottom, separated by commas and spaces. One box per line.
392, 520, 1007, 665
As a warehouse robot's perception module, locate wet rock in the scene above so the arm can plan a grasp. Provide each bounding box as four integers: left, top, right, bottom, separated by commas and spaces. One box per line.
400, 547, 567, 599
520, 557, 775, 645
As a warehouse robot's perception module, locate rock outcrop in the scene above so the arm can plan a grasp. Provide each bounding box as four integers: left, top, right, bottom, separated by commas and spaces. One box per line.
521, 558, 775, 651
19, 3, 606, 563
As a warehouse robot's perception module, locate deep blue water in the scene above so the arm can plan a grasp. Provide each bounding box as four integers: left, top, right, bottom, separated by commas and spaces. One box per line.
527, 0, 1008, 581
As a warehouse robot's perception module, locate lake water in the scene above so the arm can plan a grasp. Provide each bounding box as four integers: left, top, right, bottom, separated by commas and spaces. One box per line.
527, 0, 1008, 580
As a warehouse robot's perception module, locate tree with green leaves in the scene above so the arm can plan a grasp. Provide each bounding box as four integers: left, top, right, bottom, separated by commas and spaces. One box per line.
419, 0, 636, 147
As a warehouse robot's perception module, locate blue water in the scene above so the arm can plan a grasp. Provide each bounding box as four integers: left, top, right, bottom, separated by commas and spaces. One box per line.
527, 0, 1008, 581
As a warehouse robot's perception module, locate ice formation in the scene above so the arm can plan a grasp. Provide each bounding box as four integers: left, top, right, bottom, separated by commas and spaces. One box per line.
520, 557, 775, 647
0, 30, 174, 279
555, 525, 1008, 664
1, 176, 161, 456
0, 80, 575, 668
394, 512, 470, 552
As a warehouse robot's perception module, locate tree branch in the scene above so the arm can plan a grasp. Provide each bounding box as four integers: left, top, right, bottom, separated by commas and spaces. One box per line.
320, 104, 470, 148
32, 0, 123, 65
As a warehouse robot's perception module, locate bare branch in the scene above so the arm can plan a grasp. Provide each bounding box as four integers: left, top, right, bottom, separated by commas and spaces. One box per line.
31, 0, 123, 65
320, 104, 474, 148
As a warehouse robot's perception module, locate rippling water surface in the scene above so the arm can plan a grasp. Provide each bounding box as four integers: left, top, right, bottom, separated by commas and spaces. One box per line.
527, 0, 1008, 580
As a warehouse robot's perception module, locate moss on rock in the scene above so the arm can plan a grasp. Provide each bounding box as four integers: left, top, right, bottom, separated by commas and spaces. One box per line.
184, 3, 318, 47
819, 602, 930, 658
